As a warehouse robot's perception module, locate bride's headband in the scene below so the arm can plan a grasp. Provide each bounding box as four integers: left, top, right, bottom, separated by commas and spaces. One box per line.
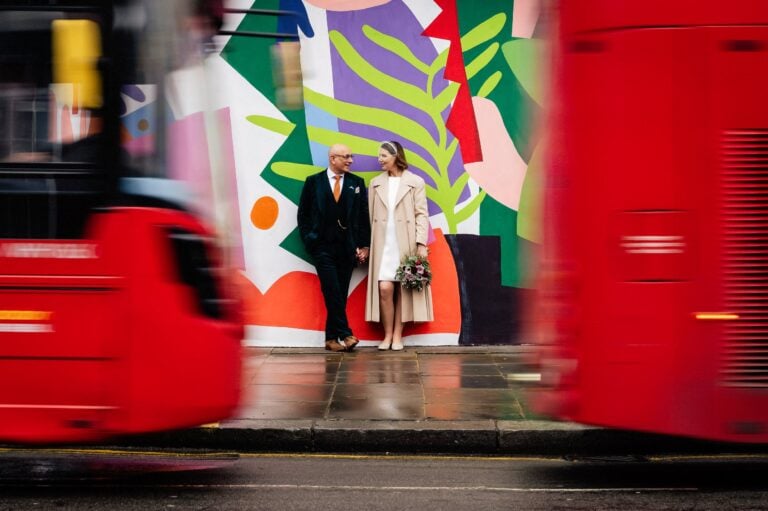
381, 141, 398, 156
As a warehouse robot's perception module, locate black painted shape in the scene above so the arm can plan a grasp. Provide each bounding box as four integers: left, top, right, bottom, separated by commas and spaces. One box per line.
445, 234, 530, 345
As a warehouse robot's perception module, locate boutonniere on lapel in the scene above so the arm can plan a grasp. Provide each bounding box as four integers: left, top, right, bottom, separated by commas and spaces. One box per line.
354, 186, 360, 193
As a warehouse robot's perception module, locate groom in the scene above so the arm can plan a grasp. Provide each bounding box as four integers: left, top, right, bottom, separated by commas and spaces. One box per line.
297, 144, 370, 352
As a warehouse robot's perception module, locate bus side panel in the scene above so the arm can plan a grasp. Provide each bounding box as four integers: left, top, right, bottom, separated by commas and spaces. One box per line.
0, 360, 115, 443
593, 28, 698, 433
560, 0, 768, 36
90, 209, 242, 434
544, 26, 719, 436
0, 239, 123, 442
0, 208, 242, 443
708, 26, 768, 442
540, 19, 768, 442
0, 288, 121, 359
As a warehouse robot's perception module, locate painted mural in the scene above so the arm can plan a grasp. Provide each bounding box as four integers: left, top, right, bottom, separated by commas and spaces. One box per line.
213, 0, 544, 346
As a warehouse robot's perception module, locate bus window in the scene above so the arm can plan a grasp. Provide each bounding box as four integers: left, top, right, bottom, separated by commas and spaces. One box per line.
53, 19, 102, 110
0, 11, 104, 164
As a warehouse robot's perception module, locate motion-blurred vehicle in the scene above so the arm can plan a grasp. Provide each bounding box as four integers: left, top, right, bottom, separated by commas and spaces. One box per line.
531, 0, 768, 443
0, 0, 243, 443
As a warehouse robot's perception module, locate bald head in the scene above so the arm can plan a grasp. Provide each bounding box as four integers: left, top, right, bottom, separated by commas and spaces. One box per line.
328, 144, 353, 174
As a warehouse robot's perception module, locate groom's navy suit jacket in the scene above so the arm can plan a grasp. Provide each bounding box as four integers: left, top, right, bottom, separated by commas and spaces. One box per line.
297, 170, 370, 259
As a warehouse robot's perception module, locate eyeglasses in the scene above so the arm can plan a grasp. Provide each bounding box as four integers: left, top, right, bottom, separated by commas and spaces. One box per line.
331, 154, 354, 160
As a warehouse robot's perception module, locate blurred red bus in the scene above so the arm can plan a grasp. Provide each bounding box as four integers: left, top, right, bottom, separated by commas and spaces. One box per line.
0, 0, 243, 443
531, 0, 768, 443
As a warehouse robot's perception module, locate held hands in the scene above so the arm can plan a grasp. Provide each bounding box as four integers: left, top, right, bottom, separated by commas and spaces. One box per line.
416, 243, 428, 259
356, 247, 370, 264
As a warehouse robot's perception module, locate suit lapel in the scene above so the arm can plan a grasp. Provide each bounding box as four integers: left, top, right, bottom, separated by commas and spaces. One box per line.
343, 174, 356, 216
317, 169, 333, 211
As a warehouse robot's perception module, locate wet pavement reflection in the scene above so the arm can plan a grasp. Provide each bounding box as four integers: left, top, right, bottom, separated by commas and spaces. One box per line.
237, 346, 540, 422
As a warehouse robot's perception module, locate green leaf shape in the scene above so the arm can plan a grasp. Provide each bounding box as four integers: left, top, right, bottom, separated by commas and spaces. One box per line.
350, 171, 382, 188
477, 71, 502, 98
330, 31, 432, 113
455, 190, 487, 225
447, 171, 471, 205
246, 115, 296, 137
501, 39, 544, 105
362, 25, 430, 74
308, 22, 502, 233
271, 162, 323, 181
434, 138, 459, 178
428, 50, 448, 78
517, 141, 544, 243
304, 87, 441, 165
433, 82, 460, 114
461, 12, 507, 53
466, 42, 500, 80
305, 124, 440, 190
427, 13, 507, 81
306, 125, 380, 158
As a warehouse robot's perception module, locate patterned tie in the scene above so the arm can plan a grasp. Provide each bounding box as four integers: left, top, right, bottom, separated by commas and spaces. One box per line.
333, 174, 341, 202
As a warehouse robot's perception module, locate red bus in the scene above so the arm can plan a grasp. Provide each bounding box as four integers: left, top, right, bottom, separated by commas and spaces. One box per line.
532, 0, 768, 443
0, 0, 243, 443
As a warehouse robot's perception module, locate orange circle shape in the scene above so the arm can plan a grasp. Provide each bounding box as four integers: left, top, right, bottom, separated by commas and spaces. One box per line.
250, 196, 279, 230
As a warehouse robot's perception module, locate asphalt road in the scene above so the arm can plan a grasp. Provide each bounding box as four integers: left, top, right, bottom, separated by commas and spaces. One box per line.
0, 449, 766, 510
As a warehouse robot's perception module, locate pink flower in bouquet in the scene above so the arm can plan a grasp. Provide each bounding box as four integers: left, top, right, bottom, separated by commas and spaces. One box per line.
395, 254, 432, 291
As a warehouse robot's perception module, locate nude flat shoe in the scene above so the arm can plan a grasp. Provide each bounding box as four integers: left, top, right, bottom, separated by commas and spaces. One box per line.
378, 340, 392, 350
391, 340, 404, 351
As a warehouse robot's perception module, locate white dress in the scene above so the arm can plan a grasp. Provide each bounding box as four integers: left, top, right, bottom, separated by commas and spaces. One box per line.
377, 176, 401, 281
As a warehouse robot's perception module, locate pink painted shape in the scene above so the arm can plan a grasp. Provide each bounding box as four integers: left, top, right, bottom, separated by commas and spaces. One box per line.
512, 0, 541, 38
464, 97, 527, 211
122, 134, 155, 156
305, 0, 390, 10
215, 107, 245, 270
168, 112, 215, 223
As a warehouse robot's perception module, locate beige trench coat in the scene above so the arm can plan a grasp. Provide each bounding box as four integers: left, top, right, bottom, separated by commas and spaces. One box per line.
365, 170, 434, 323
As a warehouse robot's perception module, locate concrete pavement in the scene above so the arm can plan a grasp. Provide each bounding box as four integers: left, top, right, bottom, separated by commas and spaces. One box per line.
118, 346, 768, 455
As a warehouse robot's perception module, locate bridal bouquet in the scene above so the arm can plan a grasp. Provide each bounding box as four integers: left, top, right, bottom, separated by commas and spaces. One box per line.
395, 254, 432, 291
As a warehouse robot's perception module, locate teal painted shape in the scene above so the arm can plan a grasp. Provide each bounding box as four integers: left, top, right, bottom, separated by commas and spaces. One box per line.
460, 3, 544, 291
221, 0, 280, 94
279, 226, 312, 265
480, 195, 524, 288
221, 0, 313, 206
457, 1, 539, 162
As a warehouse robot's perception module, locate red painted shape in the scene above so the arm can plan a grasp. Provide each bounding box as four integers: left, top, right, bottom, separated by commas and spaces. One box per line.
237, 271, 326, 331
237, 229, 461, 341
348, 228, 461, 341
422, 0, 482, 164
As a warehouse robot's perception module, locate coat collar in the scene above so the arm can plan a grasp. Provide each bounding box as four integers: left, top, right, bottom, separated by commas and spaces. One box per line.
372, 170, 413, 209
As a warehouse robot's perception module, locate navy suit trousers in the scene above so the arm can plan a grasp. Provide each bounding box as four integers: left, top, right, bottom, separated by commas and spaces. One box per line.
312, 243, 355, 341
